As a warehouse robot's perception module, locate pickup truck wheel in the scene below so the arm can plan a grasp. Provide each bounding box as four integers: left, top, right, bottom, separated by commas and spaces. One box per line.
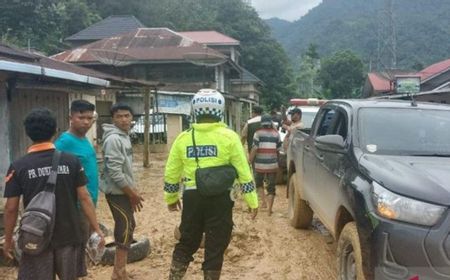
337, 222, 366, 280
288, 175, 313, 229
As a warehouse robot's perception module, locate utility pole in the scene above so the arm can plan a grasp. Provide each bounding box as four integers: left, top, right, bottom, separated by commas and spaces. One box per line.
377, 0, 397, 71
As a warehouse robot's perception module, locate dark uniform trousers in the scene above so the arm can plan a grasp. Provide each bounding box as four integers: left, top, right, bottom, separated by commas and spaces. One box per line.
173, 190, 234, 271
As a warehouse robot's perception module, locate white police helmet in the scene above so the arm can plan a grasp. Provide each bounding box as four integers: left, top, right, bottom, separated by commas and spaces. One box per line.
192, 89, 225, 120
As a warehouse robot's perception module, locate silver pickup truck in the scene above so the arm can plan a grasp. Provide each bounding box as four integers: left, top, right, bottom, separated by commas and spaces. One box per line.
286, 99, 450, 280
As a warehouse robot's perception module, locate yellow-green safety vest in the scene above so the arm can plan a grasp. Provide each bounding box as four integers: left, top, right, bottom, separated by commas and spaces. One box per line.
164, 122, 258, 209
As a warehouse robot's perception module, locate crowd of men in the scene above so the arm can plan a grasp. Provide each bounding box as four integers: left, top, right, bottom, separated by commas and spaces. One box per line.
2, 91, 302, 280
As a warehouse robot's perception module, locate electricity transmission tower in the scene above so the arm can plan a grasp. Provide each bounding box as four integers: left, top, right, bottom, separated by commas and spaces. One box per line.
377, 0, 397, 71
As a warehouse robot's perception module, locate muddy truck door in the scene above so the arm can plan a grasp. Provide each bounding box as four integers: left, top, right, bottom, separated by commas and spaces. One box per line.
298, 108, 335, 214
312, 106, 349, 232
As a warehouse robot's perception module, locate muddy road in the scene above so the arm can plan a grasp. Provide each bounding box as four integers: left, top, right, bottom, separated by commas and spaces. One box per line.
1, 149, 337, 280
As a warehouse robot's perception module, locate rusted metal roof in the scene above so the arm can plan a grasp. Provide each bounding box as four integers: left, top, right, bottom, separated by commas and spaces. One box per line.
53, 28, 226, 64
367, 70, 416, 94
419, 58, 450, 82
178, 31, 240, 46
65, 15, 145, 42
0, 43, 156, 88
0, 43, 38, 61
368, 72, 392, 92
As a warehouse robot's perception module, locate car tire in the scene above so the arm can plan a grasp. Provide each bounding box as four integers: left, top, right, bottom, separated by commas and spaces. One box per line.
288, 175, 313, 229
100, 237, 151, 266
337, 222, 366, 280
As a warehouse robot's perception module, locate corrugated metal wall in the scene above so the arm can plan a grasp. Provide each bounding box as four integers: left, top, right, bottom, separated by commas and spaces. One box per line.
9, 88, 69, 159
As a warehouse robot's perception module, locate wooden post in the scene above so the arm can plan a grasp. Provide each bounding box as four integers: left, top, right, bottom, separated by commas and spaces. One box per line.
143, 87, 150, 167
154, 88, 159, 143
236, 98, 242, 133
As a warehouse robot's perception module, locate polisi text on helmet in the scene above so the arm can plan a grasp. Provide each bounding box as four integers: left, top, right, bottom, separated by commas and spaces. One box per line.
195, 96, 220, 104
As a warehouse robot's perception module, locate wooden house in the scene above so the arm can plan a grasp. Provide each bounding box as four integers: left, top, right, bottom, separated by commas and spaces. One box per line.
53, 27, 259, 141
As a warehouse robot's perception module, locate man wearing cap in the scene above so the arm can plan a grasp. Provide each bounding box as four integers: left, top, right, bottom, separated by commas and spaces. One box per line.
282, 107, 304, 151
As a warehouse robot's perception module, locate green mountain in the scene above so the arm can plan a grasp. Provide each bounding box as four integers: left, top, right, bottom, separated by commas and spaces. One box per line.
267, 0, 450, 69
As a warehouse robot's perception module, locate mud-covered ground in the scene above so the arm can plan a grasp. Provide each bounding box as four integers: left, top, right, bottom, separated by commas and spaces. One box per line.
1, 148, 337, 280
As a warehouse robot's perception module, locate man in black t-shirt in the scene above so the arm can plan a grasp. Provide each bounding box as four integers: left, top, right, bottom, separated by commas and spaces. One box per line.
3, 108, 104, 280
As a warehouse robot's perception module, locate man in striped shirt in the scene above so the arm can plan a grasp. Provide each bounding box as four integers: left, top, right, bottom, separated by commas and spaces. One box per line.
249, 114, 282, 215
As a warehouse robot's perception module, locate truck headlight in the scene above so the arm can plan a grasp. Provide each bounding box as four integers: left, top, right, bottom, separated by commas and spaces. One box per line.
372, 182, 446, 226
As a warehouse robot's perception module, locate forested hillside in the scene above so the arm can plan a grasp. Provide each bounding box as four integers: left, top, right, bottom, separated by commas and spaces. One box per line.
0, 0, 296, 107
267, 0, 450, 69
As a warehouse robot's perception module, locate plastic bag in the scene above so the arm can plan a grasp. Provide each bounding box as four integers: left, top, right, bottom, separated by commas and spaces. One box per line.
86, 232, 105, 264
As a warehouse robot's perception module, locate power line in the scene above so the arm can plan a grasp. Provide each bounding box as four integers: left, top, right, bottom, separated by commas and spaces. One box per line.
377, 0, 397, 71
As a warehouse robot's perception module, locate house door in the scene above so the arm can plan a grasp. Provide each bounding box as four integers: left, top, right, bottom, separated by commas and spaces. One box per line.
9, 89, 69, 159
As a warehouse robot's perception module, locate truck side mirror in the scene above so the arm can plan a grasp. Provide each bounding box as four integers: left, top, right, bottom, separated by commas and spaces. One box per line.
315, 135, 345, 152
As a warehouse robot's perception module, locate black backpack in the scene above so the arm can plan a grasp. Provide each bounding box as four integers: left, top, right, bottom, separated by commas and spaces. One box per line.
18, 151, 60, 255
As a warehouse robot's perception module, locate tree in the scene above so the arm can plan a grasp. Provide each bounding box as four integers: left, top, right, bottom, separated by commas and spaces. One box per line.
1, 0, 296, 108
62, 0, 101, 38
267, 0, 450, 69
0, 0, 100, 54
319, 50, 364, 99
297, 56, 319, 98
242, 39, 296, 108
211, 0, 297, 108
305, 43, 320, 60
296, 43, 321, 98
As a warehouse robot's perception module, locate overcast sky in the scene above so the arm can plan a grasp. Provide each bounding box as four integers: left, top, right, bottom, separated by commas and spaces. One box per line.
250, 0, 322, 21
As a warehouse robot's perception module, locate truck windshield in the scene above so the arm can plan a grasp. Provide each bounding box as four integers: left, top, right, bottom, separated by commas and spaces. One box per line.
359, 107, 450, 156
302, 112, 317, 129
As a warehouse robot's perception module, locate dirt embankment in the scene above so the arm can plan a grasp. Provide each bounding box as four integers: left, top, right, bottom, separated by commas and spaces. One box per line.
1, 149, 337, 280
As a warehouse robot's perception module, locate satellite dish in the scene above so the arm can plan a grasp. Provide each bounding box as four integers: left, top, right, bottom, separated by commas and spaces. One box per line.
183, 52, 227, 67
89, 49, 137, 67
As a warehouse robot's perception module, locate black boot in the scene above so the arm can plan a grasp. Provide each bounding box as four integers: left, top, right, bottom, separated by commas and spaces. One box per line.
204, 270, 221, 280
168, 260, 189, 280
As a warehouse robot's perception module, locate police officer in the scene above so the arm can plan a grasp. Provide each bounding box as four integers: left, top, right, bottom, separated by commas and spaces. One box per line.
164, 89, 258, 280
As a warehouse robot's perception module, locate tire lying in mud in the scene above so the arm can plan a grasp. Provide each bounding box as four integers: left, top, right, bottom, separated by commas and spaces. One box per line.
100, 237, 151, 266
9, 223, 151, 266
288, 175, 313, 229
337, 222, 366, 280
